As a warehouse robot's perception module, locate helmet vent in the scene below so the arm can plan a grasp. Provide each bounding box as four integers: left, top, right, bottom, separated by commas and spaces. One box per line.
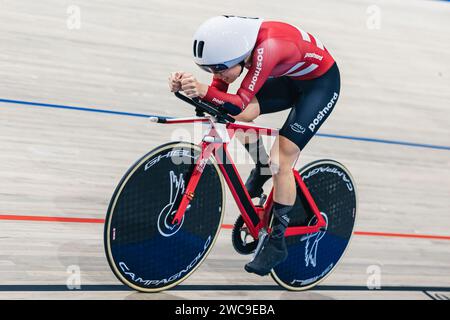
193, 40, 197, 57
197, 41, 204, 58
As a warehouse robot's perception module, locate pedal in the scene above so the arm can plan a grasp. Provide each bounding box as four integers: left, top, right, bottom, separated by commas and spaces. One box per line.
253, 228, 269, 258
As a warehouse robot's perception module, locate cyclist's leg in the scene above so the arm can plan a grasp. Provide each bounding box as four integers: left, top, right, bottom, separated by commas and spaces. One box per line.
273, 62, 341, 231
239, 77, 298, 198
246, 64, 341, 276
269, 135, 299, 206
232, 98, 271, 198
232, 98, 271, 187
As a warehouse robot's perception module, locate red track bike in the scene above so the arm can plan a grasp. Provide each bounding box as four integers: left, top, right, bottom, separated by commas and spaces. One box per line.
104, 93, 357, 292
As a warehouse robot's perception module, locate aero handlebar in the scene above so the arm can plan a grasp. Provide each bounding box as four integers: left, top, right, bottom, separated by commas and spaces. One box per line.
174, 92, 236, 123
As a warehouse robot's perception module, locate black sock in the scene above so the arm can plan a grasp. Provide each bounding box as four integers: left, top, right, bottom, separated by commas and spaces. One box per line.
244, 137, 269, 170
271, 202, 293, 247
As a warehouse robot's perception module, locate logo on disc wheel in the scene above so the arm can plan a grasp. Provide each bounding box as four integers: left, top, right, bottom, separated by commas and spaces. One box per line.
300, 212, 328, 268
157, 171, 186, 237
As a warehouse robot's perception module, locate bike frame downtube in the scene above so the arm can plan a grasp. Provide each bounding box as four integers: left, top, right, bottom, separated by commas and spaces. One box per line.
214, 143, 262, 238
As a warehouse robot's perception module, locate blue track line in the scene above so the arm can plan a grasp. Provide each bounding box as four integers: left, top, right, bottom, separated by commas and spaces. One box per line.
316, 133, 450, 151
1, 98, 449, 151
0, 98, 153, 118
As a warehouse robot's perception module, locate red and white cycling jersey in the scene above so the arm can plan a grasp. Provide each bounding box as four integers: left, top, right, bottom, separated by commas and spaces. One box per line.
203, 21, 335, 110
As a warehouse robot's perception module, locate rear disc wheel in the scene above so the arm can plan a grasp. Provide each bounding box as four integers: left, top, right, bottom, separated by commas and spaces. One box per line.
270, 159, 357, 291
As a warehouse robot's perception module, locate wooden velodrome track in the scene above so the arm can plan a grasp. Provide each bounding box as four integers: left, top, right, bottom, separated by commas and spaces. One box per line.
0, 0, 449, 300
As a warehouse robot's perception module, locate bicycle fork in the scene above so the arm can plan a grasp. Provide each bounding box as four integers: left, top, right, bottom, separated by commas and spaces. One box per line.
170, 141, 216, 225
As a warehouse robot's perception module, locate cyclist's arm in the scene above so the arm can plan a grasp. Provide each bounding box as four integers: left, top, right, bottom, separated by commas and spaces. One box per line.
210, 76, 229, 92
203, 40, 280, 111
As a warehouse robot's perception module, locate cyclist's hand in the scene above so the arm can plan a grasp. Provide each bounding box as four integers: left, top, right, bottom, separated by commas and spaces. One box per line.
168, 72, 185, 92
180, 74, 208, 99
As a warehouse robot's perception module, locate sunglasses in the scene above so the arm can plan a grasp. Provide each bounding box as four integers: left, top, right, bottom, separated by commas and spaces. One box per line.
197, 63, 230, 74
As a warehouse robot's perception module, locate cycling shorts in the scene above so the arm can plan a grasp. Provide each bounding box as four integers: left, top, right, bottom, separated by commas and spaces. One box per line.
255, 62, 340, 150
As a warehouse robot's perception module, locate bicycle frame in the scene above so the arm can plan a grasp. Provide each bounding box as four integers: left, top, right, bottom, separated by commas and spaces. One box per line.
149, 114, 327, 239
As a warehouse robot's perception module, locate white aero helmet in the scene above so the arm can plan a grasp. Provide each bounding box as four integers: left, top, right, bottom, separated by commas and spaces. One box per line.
193, 15, 263, 73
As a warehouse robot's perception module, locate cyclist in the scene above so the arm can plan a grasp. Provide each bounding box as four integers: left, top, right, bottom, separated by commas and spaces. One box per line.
168, 15, 340, 276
